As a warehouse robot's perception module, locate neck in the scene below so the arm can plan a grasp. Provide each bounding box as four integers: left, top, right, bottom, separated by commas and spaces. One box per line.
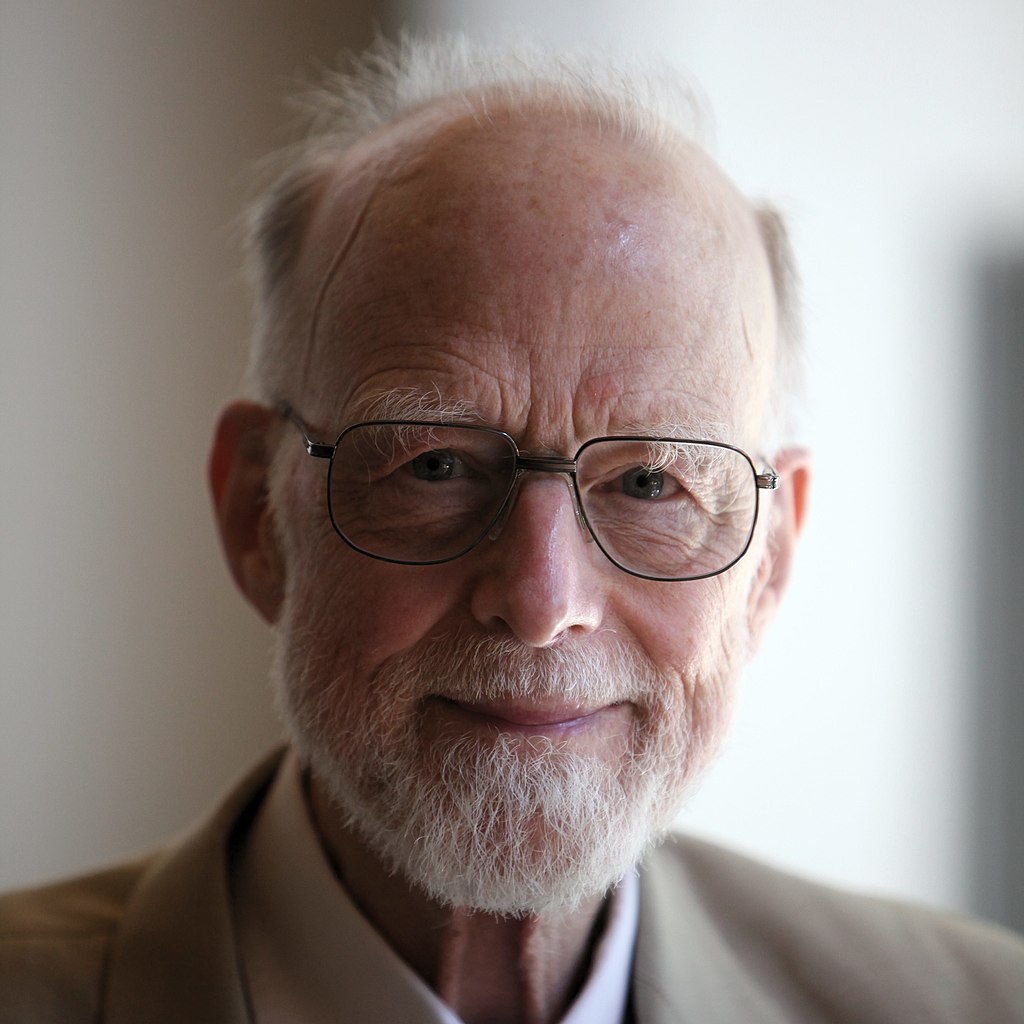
308, 777, 606, 1024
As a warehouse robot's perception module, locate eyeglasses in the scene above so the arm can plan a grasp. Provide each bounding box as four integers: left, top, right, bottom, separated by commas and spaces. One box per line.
279, 402, 778, 582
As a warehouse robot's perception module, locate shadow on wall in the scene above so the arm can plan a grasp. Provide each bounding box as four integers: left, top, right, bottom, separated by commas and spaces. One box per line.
0, 0, 405, 891
968, 246, 1024, 934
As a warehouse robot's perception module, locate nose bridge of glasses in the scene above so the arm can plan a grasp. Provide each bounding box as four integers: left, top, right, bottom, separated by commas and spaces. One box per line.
516, 454, 578, 474
486, 456, 586, 542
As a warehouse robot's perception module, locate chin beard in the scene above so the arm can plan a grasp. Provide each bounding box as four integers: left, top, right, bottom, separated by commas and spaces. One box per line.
274, 629, 738, 916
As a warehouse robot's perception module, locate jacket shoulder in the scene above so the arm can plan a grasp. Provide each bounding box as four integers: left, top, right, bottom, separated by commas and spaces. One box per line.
642, 835, 1024, 1023
0, 858, 152, 1024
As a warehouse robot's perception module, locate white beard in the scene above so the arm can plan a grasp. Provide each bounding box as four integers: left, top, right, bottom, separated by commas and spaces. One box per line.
274, 628, 740, 916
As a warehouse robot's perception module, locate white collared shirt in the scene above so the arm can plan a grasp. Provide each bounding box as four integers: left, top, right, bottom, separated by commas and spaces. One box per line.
233, 753, 639, 1023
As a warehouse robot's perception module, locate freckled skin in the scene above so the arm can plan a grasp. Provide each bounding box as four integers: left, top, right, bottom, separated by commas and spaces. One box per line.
280, 105, 778, 701
262, 101, 793, 1024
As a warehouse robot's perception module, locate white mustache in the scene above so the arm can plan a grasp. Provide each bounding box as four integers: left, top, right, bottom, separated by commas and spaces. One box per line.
371, 631, 665, 708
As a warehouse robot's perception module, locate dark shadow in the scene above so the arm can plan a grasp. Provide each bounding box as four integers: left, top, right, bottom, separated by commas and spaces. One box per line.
968, 247, 1024, 933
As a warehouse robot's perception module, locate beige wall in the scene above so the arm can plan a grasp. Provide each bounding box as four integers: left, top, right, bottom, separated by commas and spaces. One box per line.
0, 1, 389, 887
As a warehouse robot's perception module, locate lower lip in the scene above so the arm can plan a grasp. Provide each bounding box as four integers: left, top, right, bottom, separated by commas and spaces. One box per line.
431, 697, 623, 739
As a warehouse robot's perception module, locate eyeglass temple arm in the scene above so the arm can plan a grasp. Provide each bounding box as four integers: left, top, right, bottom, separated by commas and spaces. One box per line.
277, 402, 334, 459
756, 468, 779, 490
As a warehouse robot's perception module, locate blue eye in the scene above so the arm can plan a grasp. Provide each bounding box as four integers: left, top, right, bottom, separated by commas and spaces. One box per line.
411, 450, 459, 481
622, 466, 664, 499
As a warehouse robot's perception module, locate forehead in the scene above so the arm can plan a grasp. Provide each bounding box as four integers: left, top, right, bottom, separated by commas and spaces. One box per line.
294, 102, 776, 446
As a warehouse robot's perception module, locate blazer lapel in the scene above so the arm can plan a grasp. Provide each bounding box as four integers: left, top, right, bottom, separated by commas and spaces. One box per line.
103, 751, 284, 1024
632, 838, 791, 1024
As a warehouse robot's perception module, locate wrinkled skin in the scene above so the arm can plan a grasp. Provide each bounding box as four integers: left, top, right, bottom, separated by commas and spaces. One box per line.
211, 100, 810, 1024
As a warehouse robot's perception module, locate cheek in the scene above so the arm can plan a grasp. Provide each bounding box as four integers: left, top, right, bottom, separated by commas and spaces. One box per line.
622, 577, 744, 671
274, 462, 459, 664
625, 578, 753, 772
282, 536, 466, 689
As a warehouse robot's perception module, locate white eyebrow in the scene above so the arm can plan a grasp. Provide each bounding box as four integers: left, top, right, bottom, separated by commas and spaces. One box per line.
348, 387, 731, 444
618, 416, 732, 444
350, 387, 483, 423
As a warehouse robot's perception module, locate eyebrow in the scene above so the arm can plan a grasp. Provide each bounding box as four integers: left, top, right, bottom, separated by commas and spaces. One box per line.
618, 416, 731, 443
350, 387, 483, 424
348, 387, 730, 444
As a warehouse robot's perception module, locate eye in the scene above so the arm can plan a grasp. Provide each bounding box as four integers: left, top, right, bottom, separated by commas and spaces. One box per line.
410, 449, 461, 481
621, 466, 665, 499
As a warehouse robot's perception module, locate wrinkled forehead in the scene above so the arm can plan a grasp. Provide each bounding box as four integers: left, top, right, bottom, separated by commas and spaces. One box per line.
301, 99, 770, 298
289, 99, 777, 437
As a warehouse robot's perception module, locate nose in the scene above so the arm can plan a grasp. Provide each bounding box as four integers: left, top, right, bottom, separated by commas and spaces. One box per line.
468, 475, 605, 647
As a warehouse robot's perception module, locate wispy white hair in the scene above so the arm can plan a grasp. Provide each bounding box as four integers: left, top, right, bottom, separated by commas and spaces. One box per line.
244, 33, 803, 445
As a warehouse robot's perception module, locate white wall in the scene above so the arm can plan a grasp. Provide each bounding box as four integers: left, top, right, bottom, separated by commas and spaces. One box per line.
3, 0, 1023, 920
397, 0, 1024, 910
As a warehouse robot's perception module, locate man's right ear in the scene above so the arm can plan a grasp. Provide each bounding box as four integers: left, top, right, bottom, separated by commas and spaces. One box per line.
209, 401, 286, 624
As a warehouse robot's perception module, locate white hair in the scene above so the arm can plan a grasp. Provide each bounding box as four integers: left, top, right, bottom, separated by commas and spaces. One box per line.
244, 32, 803, 445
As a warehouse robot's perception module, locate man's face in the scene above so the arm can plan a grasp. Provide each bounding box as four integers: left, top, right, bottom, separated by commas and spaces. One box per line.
268, 107, 780, 913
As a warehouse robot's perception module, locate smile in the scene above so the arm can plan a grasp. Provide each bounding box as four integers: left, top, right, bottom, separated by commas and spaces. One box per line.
433, 696, 627, 738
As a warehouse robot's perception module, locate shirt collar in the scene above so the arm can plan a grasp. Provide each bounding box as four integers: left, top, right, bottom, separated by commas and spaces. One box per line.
233, 752, 638, 1024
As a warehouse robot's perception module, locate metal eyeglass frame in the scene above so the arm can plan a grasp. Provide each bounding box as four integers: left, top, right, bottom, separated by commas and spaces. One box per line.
278, 401, 779, 582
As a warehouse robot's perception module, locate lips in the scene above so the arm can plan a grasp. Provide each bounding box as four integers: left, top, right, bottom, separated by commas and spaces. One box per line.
433, 696, 622, 735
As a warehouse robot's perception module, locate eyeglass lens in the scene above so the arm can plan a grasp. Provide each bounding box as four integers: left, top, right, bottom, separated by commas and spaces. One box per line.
326, 422, 758, 580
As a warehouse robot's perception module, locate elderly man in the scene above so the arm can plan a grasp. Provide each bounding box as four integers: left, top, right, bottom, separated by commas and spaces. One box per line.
3, 35, 1023, 1024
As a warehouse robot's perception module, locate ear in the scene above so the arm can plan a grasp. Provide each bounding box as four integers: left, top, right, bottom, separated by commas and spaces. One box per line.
209, 401, 286, 624
746, 447, 812, 647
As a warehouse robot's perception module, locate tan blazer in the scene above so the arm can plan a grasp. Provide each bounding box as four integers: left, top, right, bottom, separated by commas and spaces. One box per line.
2, 750, 1022, 1023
